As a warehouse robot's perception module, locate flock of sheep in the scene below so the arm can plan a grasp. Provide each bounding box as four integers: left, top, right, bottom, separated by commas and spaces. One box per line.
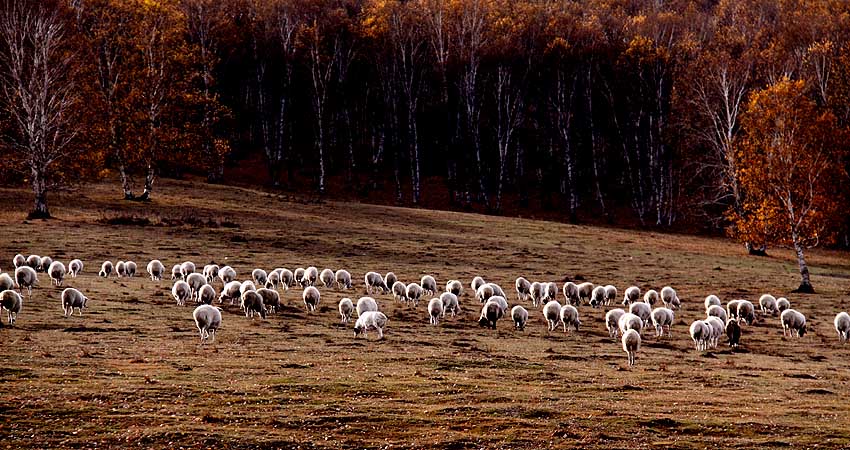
2, 253, 850, 367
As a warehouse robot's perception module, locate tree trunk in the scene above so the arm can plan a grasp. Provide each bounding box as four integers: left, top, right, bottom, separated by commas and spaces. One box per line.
408, 105, 420, 205
30, 165, 50, 219
138, 165, 155, 201
792, 232, 814, 293
118, 163, 135, 200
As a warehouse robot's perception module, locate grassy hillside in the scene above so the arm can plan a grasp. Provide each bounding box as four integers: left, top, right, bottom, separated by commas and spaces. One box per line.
1, 179, 849, 449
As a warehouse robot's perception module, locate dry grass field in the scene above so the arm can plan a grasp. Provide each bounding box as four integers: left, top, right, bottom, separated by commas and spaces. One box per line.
1, 179, 850, 449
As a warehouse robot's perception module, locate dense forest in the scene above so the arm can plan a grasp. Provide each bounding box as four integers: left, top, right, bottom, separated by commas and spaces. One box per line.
1, 0, 850, 288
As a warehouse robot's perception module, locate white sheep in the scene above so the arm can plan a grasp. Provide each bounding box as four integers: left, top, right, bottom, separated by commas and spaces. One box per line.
320, 268, 335, 288
354, 311, 388, 339
622, 286, 641, 306
834, 312, 850, 343
759, 294, 778, 316
335, 269, 352, 290
446, 280, 463, 297
172, 280, 191, 306
252, 268, 268, 287
660, 286, 680, 309
478, 299, 504, 329
590, 286, 607, 308
737, 300, 756, 325
515, 277, 531, 302
0, 290, 22, 325
13, 254, 25, 268
781, 309, 807, 337
440, 292, 460, 317
384, 272, 398, 290
606, 308, 626, 339
219, 266, 237, 284
294, 268, 305, 286
180, 261, 196, 278
240, 290, 267, 319
61, 287, 87, 318
643, 289, 659, 307
239, 280, 256, 297
543, 300, 562, 332
604, 285, 617, 305
776, 297, 791, 313
302, 286, 321, 312
39, 257, 53, 273
14, 266, 38, 296
476, 283, 496, 304
99, 261, 114, 278
219, 281, 242, 305
651, 307, 674, 337
471, 276, 486, 293
562, 282, 580, 305
279, 269, 294, 290
559, 304, 580, 333
392, 281, 408, 303
689, 320, 711, 351
622, 329, 641, 367
26, 255, 42, 271
619, 312, 643, 335
421, 275, 437, 295
147, 260, 165, 281
356, 296, 379, 317
186, 273, 208, 302
304, 266, 319, 286
706, 304, 727, 323
511, 305, 528, 330
48, 261, 66, 286
171, 264, 182, 280
266, 269, 282, 289
339, 298, 355, 324
406, 283, 424, 307
193, 304, 221, 344
203, 264, 220, 283
428, 297, 444, 325
68, 259, 83, 277
543, 282, 558, 302
198, 284, 216, 305
704, 295, 721, 310
125, 261, 137, 277
365, 271, 389, 295
726, 299, 742, 321
629, 302, 652, 328
257, 288, 280, 313
116, 261, 126, 277
705, 316, 725, 349
576, 282, 594, 305
487, 295, 508, 313
0, 273, 13, 291
529, 282, 545, 307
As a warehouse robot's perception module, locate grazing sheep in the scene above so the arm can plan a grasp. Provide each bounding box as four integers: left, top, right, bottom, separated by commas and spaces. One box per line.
406, 283, 424, 307
428, 297, 444, 325
198, 284, 216, 305
704, 295, 721, 310
392, 281, 408, 303
421, 275, 437, 296
14, 266, 38, 296
629, 302, 652, 328
706, 304, 728, 323
335, 269, 352, 290
446, 279, 463, 297
776, 297, 791, 313
48, 261, 66, 286
487, 295, 508, 314
219, 281, 242, 305
643, 289, 659, 307
384, 272, 398, 290
203, 264, 220, 283
339, 298, 355, 324
193, 304, 222, 343
26, 255, 42, 271
622, 329, 641, 367
559, 304, 580, 333
726, 300, 742, 321
440, 292, 460, 317
705, 316, 725, 349
515, 277, 531, 302
660, 286, 680, 309
651, 307, 674, 337
618, 312, 643, 335
365, 271, 389, 295
0, 273, 13, 291
606, 308, 626, 339
529, 282, 546, 307
354, 311, 388, 339
576, 282, 594, 305
115, 261, 126, 277
171, 264, 182, 280
172, 280, 191, 306
279, 269, 294, 290
689, 320, 711, 351
471, 276, 486, 293
543, 282, 558, 302
562, 282, 580, 305
590, 286, 607, 308
476, 283, 496, 304
39, 257, 53, 273
489, 283, 507, 299
68, 259, 83, 277
478, 299, 504, 330
737, 300, 756, 325
180, 261, 196, 278
622, 286, 641, 306
0, 290, 22, 325
125, 261, 137, 278
543, 301, 562, 332
304, 266, 319, 287
302, 286, 321, 312
511, 305, 529, 330
99, 261, 114, 278
266, 269, 282, 289
293, 268, 305, 286
239, 281, 257, 298
186, 273, 208, 302
147, 260, 165, 281
219, 266, 237, 284
61, 287, 87, 318
759, 294, 778, 316
726, 319, 741, 347
834, 312, 850, 343
604, 285, 617, 306
241, 290, 267, 319
256, 288, 280, 313
356, 296, 379, 317
252, 269, 268, 287
13, 254, 25, 268
320, 269, 335, 288
781, 309, 807, 337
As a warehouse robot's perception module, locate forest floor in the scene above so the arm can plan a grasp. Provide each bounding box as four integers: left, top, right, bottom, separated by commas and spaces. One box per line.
1, 178, 850, 449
